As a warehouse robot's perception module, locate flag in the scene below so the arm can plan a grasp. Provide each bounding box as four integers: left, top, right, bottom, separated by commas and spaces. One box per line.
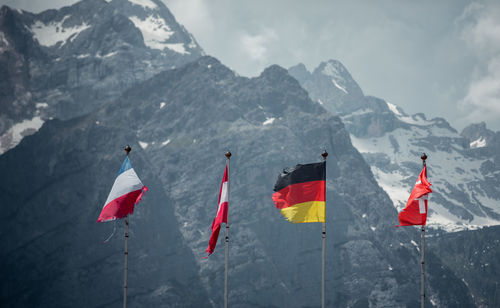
398, 166, 432, 226
97, 156, 147, 223
205, 164, 229, 256
272, 162, 326, 223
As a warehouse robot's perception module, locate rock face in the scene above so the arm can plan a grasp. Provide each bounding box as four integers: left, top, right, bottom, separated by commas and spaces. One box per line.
290, 61, 500, 233
0, 0, 204, 153
289, 61, 365, 115
0, 116, 209, 307
461, 122, 495, 149
0, 56, 473, 307
428, 226, 500, 308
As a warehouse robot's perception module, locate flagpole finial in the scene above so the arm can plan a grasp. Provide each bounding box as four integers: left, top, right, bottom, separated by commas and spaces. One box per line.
421, 153, 427, 166
125, 145, 131, 155
225, 151, 231, 159
321, 150, 328, 160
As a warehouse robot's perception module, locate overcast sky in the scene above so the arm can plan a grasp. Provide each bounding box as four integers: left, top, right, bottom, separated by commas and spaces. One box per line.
2, 0, 500, 131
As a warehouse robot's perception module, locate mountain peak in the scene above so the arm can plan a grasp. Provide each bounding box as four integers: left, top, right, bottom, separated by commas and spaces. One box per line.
461, 122, 495, 149
288, 63, 311, 82
125, 0, 161, 10
289, 59, 365, 115
318, 59, 348, 77
260, 64, 289, 78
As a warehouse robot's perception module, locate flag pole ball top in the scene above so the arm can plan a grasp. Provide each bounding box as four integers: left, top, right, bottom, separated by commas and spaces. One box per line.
421, 153, 427, 161
225, 151, 232, 159
125, 145, 131, 155
321, 150, 328, 159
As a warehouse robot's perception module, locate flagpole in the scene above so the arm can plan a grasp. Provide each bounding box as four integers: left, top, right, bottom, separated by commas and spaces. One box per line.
321, 150, 328, 308
420, 153, 427, 308
224, 151, 231, 308
123, 145, 131, 308
124, 215, 129, 308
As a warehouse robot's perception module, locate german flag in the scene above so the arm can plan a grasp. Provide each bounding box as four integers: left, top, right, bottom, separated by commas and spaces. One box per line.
272, 162, 326, 223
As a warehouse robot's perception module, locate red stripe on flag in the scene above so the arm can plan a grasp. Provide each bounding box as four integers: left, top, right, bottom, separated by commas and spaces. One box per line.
205, 164, 229, 256
399, 199, 428, 226
272, 180, 325, 209
97, 187, 146, 222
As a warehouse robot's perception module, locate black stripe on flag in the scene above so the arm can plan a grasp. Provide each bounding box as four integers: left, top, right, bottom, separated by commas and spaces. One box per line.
273, 162, 326, 192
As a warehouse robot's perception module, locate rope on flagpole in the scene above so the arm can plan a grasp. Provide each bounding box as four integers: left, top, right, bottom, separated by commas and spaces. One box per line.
321, 150, 328, 308
420, 153, 427, 308
101, 219, 117, 244
224, 151, 231, 308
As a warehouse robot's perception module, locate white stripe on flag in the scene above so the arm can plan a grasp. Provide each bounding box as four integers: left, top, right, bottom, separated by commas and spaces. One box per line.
417, 195, 428, 214
104, 168, 143, 206
216, 181, 228, 216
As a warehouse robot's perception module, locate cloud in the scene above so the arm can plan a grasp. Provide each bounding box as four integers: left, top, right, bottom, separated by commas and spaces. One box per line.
458, 2, 500, 125
460, 58, 500, 121
239, 28, 277, 62
164, 0, 214, 36
0, 0, 79, 12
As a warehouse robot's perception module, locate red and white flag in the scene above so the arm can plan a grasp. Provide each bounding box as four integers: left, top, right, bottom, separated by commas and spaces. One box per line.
205, 164, 229, 256
398, 166, 432, 226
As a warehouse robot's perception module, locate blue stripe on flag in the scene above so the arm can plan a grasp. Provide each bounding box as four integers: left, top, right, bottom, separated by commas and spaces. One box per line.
118, 157, 133, 175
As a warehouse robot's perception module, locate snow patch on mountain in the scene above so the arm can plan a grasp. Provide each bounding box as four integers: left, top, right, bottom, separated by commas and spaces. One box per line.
128, 0, 158, 10
30, 16, 90, 47
387, 102, 403, 116
341, 108, 373, 119
76, 53, 90, 59
96, 51, 118, 58
332, 79, 348, 93
188, 35, 198, 49
164, 43, 188, 54
263, 117, 275, 125
322, 61, 349, 94
0, 31, 9, 51
470, 137, 486, 149
129, 15, 175, 50
322, 61, 344, 79
0, 116, 44, 154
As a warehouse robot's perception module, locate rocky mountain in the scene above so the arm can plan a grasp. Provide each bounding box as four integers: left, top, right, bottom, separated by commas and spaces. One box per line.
0, 115, 209, 307
428, 226, 500, 307
289, 60, 500, 233
461, 122, 495, 149
0, 0, 204, 154
0, 55, 474, 307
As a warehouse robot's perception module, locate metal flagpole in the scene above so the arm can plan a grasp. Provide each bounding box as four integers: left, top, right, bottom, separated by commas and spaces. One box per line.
321, 150, 328, 308
124, 216, 129, 308
420, 153, 427, 308
123, 145, 131, 308
224, 151, 231, 308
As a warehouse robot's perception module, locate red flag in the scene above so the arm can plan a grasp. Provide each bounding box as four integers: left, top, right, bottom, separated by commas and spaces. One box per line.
398, 166, 432, 226
205, 164, 229, 256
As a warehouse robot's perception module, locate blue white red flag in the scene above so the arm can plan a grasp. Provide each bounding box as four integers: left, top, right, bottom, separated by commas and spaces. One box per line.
97, 157, 147, 223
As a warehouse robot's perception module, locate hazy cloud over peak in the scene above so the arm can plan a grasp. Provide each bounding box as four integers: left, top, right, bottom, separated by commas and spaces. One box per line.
458, 1, 500, 126
240, 28, 277, 62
